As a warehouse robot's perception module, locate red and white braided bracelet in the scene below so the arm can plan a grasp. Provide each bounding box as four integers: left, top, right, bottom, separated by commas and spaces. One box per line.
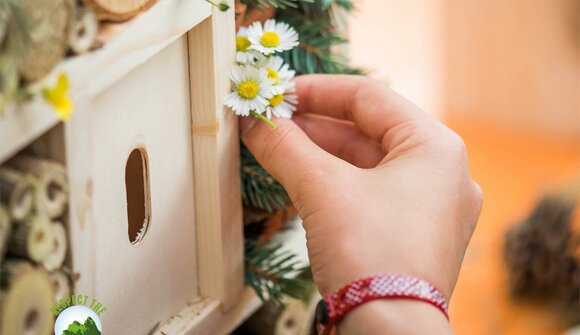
315, 274, 449, 335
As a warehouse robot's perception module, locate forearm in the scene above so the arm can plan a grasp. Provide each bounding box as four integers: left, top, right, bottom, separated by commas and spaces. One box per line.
338, 300, 453, 335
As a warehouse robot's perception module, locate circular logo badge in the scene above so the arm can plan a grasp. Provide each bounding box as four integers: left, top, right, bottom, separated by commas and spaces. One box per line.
54, 305, 102, 335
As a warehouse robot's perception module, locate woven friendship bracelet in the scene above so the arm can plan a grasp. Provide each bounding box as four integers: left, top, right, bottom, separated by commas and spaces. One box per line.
315, 274, 449, 335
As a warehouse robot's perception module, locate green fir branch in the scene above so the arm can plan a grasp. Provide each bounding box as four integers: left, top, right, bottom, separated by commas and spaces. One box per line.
245, 241, 310, 304
323, 0, 355, 10
241, 0, 314, 10
276, 5, 363, 75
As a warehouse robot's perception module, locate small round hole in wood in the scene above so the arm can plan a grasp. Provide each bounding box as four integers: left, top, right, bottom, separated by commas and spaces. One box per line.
24, 309, 39, 333
48, 180, 66, 201
47, 180, 63, 201
284, 318, 296, 330
34, 231, 45, 245
125, 148, 151, 245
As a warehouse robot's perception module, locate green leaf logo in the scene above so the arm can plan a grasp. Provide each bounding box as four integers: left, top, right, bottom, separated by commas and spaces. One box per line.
61, 316, 101, 335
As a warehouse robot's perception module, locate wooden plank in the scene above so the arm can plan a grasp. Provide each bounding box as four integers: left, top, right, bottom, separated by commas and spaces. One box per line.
0, 101, 60, 164
0, 0, 212, 164
153, 288, 261, 335
187, 3, 244, 312
69, 0, 211, 98
155, 219, 310, 334
184, 288, 262, 335
64, 99, 97, 298
152, 297, 222, 335
27, 123, 67, 164
86, 36, 198, 334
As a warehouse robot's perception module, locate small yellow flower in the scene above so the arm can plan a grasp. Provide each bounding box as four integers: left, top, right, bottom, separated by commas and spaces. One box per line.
43, 73, 73, 122
268, 94, 284, 107
247, 19, 299, 55
236, 36, 251, 52
260, 32, 280, 48
266, 68, 280, 85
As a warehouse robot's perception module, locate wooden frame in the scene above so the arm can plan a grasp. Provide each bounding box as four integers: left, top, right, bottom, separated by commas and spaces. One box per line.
188, 15, 244, 311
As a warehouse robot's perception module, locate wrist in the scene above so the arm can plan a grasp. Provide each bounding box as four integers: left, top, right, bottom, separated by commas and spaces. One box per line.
338, 300, 453, 335
321, 229, 456, 300
315, 274, 450, 335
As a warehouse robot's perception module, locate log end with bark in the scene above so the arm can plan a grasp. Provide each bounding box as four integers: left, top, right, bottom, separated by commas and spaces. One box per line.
68, 7, 99, 54
82, 0, 157, 22
0, 168, 37, 221
8, 156, 69, 219
42, 222, 68, 271
0, 260, 55, 335
17, 0, 75, 82
8, 215, 54, 263
0, 204, 11, 258
49, 270, 71, 302
238, 298, 307, 335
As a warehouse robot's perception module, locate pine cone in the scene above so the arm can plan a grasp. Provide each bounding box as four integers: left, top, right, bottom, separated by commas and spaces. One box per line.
504, 195, 579, 325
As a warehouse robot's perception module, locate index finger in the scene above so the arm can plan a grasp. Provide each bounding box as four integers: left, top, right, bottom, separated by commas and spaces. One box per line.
294, 74, 427, 143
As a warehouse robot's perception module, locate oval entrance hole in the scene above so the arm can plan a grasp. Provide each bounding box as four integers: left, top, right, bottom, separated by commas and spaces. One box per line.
125, 148, 151, 245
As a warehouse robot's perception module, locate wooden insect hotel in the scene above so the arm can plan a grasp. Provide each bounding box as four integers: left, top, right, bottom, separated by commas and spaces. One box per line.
0, 0, 276, 333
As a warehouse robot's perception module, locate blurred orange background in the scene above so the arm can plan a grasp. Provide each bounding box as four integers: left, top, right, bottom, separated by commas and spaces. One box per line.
349, 1, 580, 334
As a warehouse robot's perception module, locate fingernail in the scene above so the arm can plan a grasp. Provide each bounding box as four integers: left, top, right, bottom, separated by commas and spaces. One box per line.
239, 116, 258, 136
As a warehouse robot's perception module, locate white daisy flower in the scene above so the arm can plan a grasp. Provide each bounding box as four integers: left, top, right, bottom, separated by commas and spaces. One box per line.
224, 65, 275, 117
236, 27, 261, 64
266, 87, 298, 119
247, 19, 299, 56
257, 55, 296, 94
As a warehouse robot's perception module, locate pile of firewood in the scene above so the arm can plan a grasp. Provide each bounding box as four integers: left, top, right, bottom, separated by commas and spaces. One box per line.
0, 0, 158, 114
0, 155, 71, 334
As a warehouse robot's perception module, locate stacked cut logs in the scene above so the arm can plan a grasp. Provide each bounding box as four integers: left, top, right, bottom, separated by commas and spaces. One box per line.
1, 0, 161, 116
0, 155, 71, 335
2, 0, 155, 99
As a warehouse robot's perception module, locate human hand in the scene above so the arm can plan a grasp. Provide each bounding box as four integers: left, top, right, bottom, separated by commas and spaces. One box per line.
240, 75, 482, 331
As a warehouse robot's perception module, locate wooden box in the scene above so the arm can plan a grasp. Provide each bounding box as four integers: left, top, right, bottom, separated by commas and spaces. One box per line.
0, 1, 266, 333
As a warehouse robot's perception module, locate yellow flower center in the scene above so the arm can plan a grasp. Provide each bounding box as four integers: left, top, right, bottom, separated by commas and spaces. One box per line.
267, 68, 280, 85
236, 36, 251, 52
237, 81, 260, 99
269, 94, 284, 107
261, 32, 280, 48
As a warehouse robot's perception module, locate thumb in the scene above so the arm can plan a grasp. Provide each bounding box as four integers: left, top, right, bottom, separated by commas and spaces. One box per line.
240, 116, 335, 199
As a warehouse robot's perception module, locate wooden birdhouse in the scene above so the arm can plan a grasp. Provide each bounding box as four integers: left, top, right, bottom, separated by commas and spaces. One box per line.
0, 1, 270, 333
